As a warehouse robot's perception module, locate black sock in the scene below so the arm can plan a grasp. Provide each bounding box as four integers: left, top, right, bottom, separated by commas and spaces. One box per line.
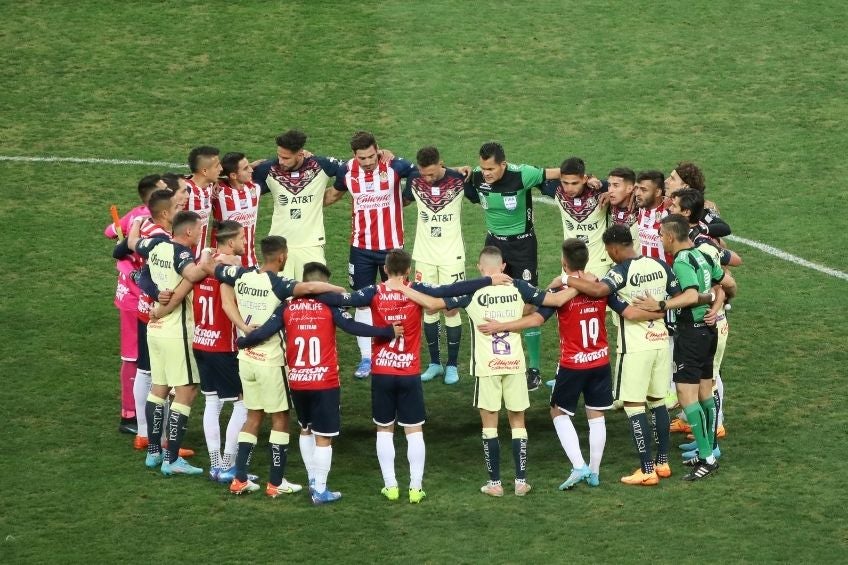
145, 401, 164, 456
446, 324, 462, 367
482, 437, 500, 482
166, 410, 189, 463
651, 405, 671, 464
269, 443, 288, 487
512, 437, 528, 480
236, 442, 254, 482
628, 412, 654, 474
423, 321, 441, 365
713, 388, 721, 449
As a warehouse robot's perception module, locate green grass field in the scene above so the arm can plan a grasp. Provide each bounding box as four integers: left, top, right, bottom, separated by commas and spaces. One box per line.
2, 1, 847, 562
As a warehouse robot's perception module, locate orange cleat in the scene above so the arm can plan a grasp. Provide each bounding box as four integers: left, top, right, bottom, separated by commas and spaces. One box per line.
686, 425, 725, 441
655, 463, 672, 478
669, 418, 692, 433
620, 468, 659, 486
134, 436, 149, 450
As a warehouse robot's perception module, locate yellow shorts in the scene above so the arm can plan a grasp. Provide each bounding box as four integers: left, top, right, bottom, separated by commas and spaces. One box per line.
473, 373, 530, 413
239, 360, 290, 413
614, 348, 670, 403
282, 246, 326, 281
713, 313, 729, 378
414, 259, 466, 286
148, 335, 198, 387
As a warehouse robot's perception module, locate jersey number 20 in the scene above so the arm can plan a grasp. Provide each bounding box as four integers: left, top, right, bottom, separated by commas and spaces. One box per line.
294, 336, 321, 366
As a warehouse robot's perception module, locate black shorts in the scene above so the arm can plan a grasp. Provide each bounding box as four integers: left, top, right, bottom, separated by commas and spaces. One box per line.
348, 246, 389, 290
137, 319, 150, 372
673, 324, 717, 384
484, 233, 538, 284
550, 364, 614, 416
194, 349, 241, 400
291, 388, 341, 436
371, 374, 426, 427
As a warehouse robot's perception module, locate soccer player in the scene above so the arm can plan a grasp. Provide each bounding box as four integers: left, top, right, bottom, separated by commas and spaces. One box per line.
214, 236, 346, 497
237, 262, 403, 504
316, 249, 511, 503
213, 152, 261, 268
665, 162, 731, 239
402, 146, 468, 385
252, 129, 342, 279
606, 167, 640, 253
633, 215, 733, 480
104, 174, 167, 434
130, 211, 215, 476
184, 145, 222, 256
464, 141, 560, 391
634, 170, 671, 264
161, 172, 190, 207
323, 131, 416, 380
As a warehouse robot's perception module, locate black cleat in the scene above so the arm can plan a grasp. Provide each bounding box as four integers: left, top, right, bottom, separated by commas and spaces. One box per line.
526, 368, 542, 392
683, 460, 719, 481
119, 417, 138, 435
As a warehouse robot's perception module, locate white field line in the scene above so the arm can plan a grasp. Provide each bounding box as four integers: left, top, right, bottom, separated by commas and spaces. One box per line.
531, 196, 848, 282
1, 155, 844, 281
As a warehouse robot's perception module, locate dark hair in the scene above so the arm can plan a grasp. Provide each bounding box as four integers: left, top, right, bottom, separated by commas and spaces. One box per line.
137, 174, 162, 201
276, 129, 307, 152
350, 131, 377, 152
161, 172, 186, 191
221, 152, 246, 178
560, 157, 586, 176
608, 167, 636, 184
416, 146, 440, 167
673, 187, 704, 222
213, 220, 242, 245
187, 146, 220, 173
479, 142, 506, 163
478, 245, 503, 262
172, 211, 201, 235
148, 189, 175, 217
561, 238, 589, 271
384, 248, 412, 276
660, 214, 691, 243
636, 170, 665, 192
302, 262, 331, 282
260, 236, 288, 260
675, 161, 705, 192
602, 224, 634, 246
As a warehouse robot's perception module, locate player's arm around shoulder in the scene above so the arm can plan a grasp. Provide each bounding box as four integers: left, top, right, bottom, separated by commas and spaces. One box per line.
387, 280, 447, 312
291, 280, 346, 299
332, 307, 400, 339
315, 287, 373, 308
237, 306, 284, 348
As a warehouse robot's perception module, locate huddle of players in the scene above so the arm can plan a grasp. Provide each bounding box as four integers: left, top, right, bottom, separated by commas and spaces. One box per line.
106, 131, 739, 504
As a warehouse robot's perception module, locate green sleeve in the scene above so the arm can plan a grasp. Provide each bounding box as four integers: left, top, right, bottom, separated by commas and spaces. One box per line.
518, 164, 544, 189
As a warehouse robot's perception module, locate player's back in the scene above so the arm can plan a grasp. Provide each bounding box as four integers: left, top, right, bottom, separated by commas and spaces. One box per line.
283, 297, 340, 389
464, 284, 526, 377
192, 274, 236, 353
226, 267, 290, 366
556, 292, 609, 369
370, 282, 423, 376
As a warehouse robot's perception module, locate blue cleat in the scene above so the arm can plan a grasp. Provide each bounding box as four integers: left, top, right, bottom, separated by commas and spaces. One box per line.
546, 379, 556, 388
353, 358, 371, 380
161, 457, 203, 477
586, 473, 600, 487
145, 452, 163, 469
444, 366, 459, 385
679, 440, 698, 451
218, 467, 258, 483
311, 489, 342, 505
209, 466, 222, 482
559, 465, 591, 490
420, 364, 444, 382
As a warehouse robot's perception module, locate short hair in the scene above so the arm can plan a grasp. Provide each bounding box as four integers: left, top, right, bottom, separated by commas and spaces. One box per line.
384, 248, 412, 276
561, 238, 589, 271
608, 167, 636, 184
137, 174, 162, 201
660, 214, 691, 242
172, 211, 200, 235
673, 187, 704, 222
675, 161, 705, 192
560, 157, 586, 176
636, 170, 665, 192
187, 146, 220, 173
161, 172, 186, 191
602, 224, 634, 246
302, 262, 331, 282
350, 131, 377, 152
213, 220, 242, 245
416, 146, 440, 167
478, 245, 503, 263
221, 152, 246, 178
276, 129, 307, 152
479, 142, 506, 163
148, 189, 175, 217
260, 236, 288, 260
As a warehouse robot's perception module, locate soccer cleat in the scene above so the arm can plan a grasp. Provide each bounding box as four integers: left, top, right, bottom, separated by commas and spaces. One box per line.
162, 441, 195, 458
546, 379, 556, 388
420, 364, 444, 382
526, 368, 542, 392
655, 463, 672, 478
514, 480, 532, 496
353, 358, 371, 380
229, 478, 260, 495
679, 440, 698, 451
119, 418, 138, 435
559, 465, 591, 490
161, 457, 203, 476
144, 452, 163, 469
669, 418, 692, 433
217, 467, 259, 484
682, 446, 721, 463
685, 425, 725, 441
586, 473, 600, 487
444, 365, 459, 385
480, 481, 504, 497
408, 488, 427, 504
134, 436, 149, 450
620, 468, 659, 486
209, 466, 222, 482
266, 479, 303, 498
381, 486, 400, 501
311, 489, 342, 505
683, 460, 719, 481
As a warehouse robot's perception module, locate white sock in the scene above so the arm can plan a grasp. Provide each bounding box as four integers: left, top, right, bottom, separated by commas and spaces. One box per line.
406, 431, 426, 490
553, 415, 585, 469
313, 445, 332, 493
376, 431, 396, 488
588, 416, 606, 475
299, 433, 316, 481
222, 400, 246, 469
203, 394, 222, 468
716, 375, 725, 426
133, 369, 152, 437
355, 308, 373, 359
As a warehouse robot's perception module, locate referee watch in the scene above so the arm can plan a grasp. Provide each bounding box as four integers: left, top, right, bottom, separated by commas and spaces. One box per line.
658, 300, 667, 312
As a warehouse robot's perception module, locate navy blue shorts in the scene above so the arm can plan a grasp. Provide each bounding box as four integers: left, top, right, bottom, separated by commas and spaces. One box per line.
484, 233, 538, 284
550, 364, 614, 416
371, 374, 426, 427
673, 324, 717, 384
137, 319, 150, 372
194, 349, 241, 400
348, 246, 389, 290
291, 388, 341, 436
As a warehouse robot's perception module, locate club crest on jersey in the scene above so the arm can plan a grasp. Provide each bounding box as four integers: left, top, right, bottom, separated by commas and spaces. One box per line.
522, 269, 532, 281
290, 209, 302, 219
271, 159, 318, 194
379, 171, 388, 181
504, 195, 518, 211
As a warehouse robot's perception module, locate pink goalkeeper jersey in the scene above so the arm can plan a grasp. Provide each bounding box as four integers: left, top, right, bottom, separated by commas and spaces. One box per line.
105, 204, 149, 311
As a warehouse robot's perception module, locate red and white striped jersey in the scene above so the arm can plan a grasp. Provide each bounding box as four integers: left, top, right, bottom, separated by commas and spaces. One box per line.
192, 273, 237, 353
343, 159, 407, 251
638, 202, 671, 264
136, 220, 171, 323
211, 180, 261, 267
184, 177, 215, 257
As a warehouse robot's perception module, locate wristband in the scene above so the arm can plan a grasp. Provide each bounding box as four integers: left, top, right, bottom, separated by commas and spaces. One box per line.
561, 275, 570, 287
